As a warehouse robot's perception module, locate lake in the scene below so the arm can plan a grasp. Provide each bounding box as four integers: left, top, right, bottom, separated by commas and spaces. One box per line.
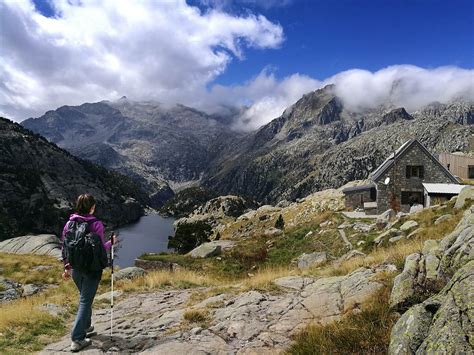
115, 213, 175, 268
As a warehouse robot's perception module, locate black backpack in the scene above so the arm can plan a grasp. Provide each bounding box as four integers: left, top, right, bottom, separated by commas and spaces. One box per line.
62, 219, 108, 272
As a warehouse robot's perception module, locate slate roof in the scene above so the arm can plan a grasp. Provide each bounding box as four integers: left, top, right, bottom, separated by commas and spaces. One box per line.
369, 139, 459, 184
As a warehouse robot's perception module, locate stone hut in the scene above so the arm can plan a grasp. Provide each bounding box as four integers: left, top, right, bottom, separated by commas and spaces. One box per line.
343, 139, 460, 214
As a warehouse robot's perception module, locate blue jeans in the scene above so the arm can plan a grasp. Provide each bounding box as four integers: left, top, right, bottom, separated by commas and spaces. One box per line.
71, 269, 102, 341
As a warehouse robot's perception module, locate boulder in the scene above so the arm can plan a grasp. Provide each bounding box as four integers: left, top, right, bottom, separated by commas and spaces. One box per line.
454, 185, 474, 209
406, 228, 422, 239
409, 204, 424, 214
114, 267, 146, 281
189, 243, 222, 258
374, 229, 402, 246
379, 209, 396, 222
389, 253, 423, 311
264, 228, 283, 237
400, 220, 419, 232
434, 214, 452, 225
389, 261, 474, 354
0, 234, 61, 258
296, 252, 329, 270
389, 207, 474, 353
22, 284, 43, 297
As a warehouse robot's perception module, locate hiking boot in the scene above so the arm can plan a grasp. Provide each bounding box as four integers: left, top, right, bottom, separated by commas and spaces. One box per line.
70, 338, 91, 352
85, 325, 94, 333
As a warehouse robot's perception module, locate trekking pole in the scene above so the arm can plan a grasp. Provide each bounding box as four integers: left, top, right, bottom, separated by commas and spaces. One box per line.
110, 234, 114, 341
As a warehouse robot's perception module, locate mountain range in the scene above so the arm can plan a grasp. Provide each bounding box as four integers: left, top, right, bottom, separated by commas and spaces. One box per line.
22, 85, 474, 208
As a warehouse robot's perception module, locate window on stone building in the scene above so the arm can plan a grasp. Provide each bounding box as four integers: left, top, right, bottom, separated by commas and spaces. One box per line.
469, 165, 474, 179
406, 165, 424, 179
401, 191, 423, 205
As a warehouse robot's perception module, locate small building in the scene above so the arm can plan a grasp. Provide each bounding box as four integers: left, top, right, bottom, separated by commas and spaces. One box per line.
439, 152, 474, 180
422, 183, 465, 207
343, 139, 461, 214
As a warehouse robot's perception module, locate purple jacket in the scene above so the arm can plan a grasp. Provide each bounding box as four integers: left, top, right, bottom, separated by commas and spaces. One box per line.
61, 213, 111, 269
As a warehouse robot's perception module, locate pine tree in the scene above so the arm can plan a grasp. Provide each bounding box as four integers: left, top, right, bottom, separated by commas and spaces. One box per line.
275, 214, 285, 230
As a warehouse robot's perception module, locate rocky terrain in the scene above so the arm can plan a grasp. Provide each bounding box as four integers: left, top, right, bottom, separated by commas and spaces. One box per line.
22, 99, 243, 207
202, 86, 474, 202
41, 266, 390, 354
389, 196, 473, 353
0, 117, 147, 241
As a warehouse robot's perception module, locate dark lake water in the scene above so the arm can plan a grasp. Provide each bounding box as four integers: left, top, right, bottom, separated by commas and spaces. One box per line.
115, 213, 175, 268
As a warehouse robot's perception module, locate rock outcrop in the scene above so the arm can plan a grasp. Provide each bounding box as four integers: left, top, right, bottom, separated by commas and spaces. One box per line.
0, 234, 61, 259
389, 206, 474, 354
42, 266, 389, 354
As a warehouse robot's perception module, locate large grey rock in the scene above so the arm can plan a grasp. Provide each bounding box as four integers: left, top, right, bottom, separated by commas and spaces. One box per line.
114, 267, 146, 281
400, 220, 419, 232
264, 227, 283, 237
296, 252, 329, 270
0, 234, 61, 258
389, 261, 474, 354
454, 185, 474, 209
390, 253, 422, 311
434, 214, 452, 225
188, 243, 222, 258
389, 206, 474, 354
22, 284, 43, 297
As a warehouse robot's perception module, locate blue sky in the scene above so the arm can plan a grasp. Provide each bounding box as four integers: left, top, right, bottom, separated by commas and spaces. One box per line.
194, 0, 474, 85
2, 0, 473, 127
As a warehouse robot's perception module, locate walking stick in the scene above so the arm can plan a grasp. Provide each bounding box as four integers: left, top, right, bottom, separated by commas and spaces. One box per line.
110, 234, 114, 341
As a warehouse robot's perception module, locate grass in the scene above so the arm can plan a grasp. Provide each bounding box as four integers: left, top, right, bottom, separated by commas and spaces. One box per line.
287, 285, 398, 354
0, 253, 113, 353
116, 268, 223, 292
183, 309, 210, 324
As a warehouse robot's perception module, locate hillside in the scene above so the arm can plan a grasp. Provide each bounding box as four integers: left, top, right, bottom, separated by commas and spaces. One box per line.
0, 117, 148, 241
2, 184, 472, 353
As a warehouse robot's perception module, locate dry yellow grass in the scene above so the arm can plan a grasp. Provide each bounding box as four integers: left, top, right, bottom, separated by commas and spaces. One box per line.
116, 268, 224, 292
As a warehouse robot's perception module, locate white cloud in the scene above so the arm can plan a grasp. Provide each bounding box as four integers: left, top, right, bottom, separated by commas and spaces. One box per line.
328, 65, 474, 112
0, 0, 283, 120
0, 1, 472, 131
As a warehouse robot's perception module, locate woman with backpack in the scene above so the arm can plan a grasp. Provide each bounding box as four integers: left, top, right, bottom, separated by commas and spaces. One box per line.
61, 194, 116, 352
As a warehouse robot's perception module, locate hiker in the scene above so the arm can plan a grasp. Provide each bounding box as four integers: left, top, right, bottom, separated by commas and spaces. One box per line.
61, 194, 116, 352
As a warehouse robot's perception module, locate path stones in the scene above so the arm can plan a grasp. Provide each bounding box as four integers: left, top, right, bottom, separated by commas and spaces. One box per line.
97, 290, 123, 301
43, 267, 388, 354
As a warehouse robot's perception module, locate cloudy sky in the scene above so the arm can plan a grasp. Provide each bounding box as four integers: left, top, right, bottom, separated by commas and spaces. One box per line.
1, 0, 473, 129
